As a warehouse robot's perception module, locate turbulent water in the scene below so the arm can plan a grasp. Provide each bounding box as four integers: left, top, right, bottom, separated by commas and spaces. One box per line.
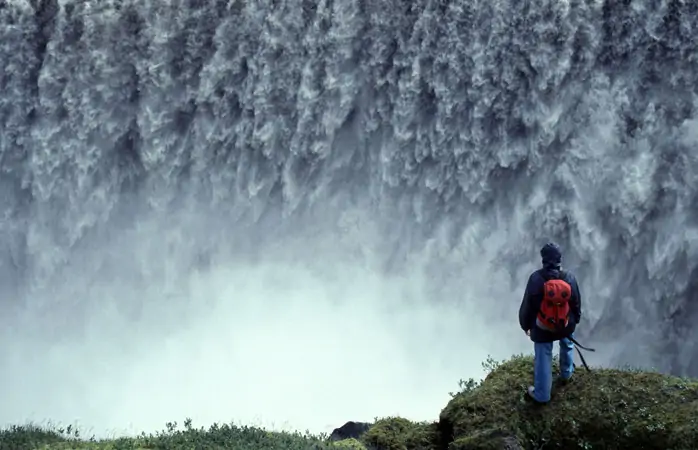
1, 0, 697, 439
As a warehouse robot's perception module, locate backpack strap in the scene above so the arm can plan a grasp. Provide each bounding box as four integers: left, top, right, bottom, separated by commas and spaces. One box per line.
566, 335, 596, 372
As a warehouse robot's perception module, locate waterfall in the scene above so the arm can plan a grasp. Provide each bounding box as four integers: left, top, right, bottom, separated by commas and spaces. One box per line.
0, 0, 696, 437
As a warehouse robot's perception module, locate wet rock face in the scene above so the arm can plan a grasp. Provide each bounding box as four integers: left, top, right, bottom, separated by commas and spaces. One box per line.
329, 421, 373, 442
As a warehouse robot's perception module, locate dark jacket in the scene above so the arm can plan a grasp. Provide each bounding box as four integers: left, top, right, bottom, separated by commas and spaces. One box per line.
518, 266, 582, 343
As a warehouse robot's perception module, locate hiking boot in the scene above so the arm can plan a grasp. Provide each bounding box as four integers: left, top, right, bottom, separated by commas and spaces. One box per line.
525, 385, 548, 404
556, 375, 573, 386
557, 363, 575, 385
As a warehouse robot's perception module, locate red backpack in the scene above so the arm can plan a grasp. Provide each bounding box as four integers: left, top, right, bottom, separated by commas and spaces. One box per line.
536, 271, 572, 332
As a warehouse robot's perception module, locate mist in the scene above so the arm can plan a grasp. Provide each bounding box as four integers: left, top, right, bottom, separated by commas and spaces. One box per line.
0, 206, 535, 439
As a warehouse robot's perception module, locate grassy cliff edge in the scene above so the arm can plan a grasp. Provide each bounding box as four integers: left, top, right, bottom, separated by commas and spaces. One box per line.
2, 355, 697, 450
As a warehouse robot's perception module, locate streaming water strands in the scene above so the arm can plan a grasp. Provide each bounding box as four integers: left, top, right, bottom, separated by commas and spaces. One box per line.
0, 0, 697, 374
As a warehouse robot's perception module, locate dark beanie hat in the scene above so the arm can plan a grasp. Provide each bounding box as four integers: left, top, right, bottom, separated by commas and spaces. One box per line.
540, 242, 562, 268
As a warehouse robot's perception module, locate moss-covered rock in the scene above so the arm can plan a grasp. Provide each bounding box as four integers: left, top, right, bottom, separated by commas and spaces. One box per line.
448, 428, 522, 450
334, 437, 369, 449
439, 355, 698, 450
361, 417, 441, 450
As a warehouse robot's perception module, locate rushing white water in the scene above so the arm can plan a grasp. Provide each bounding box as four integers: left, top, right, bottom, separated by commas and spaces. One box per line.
0, 0, 697, 439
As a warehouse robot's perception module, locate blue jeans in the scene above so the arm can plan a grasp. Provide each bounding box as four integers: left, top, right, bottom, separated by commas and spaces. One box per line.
532, 335, 575, 402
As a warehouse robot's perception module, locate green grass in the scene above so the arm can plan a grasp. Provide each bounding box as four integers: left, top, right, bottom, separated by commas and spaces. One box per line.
3, 355, 698, 449
0, 420, 358, 450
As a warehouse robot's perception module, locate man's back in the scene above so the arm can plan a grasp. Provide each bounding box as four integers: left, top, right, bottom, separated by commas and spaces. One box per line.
521, 242, 587, 404
518, 244, 582, 342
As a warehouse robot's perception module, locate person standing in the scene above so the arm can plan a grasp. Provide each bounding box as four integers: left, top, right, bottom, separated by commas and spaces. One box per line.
518, 242, 582, 403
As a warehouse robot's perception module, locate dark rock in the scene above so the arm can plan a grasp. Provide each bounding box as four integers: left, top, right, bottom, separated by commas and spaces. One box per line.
329, 421, 373, 442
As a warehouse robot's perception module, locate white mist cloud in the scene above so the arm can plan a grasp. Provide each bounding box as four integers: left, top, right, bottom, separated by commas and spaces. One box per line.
0, 210, 534, 440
